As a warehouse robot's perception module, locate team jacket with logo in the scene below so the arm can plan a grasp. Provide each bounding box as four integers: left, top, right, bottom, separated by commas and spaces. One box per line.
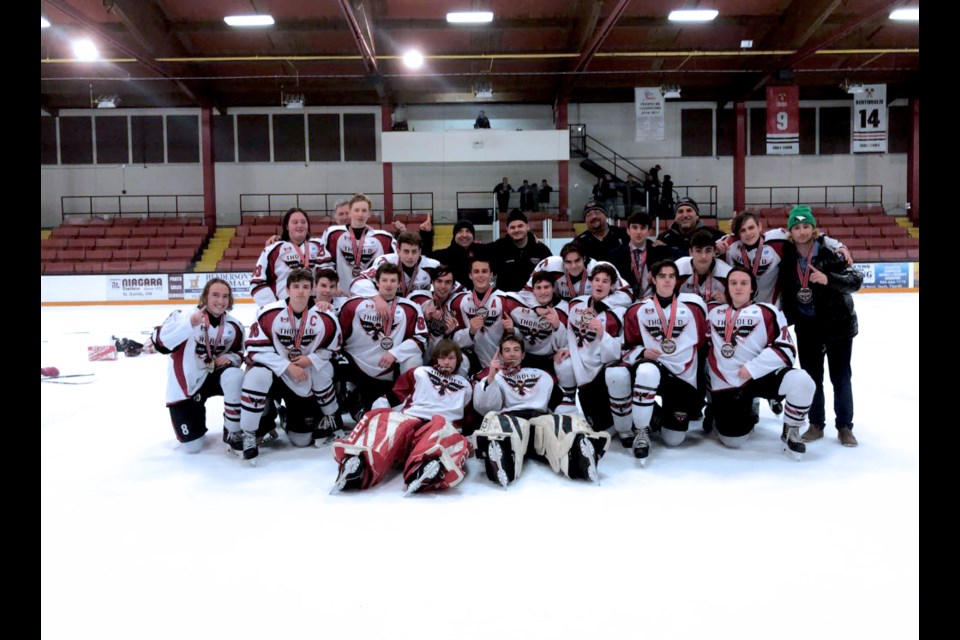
244, 299, 342, 397
499, 292, 568, 357
348, 254, 442, 297
621, 293, 708, 388
473, 366, 554, 414
706, 302, 796, 392
320, 225, 398, 288
564, 295, 625, 386
153, 310, 245, 405
250, 240, 330, 308
676, 257, 732, 303
386, 366, 473, 425
450, 288, 506, 368
339, 295, 428, 380
522, 256, 633, 308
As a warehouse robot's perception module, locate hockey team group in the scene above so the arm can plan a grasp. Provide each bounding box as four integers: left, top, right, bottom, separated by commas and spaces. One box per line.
151, 193, 863, 495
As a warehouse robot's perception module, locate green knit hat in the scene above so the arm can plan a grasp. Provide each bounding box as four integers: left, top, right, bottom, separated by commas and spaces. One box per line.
787, 206, 817, 229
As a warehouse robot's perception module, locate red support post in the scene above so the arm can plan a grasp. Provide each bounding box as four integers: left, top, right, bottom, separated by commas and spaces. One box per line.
734, 102, 746, 214
907, 98, 919, 226
200, 107, 216, 230
556, 100, 569, 221
381, 104, 394, 224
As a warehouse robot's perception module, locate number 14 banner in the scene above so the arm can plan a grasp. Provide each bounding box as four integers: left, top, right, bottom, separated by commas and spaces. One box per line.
853, 84, 887, 153
766, 86, 799, 154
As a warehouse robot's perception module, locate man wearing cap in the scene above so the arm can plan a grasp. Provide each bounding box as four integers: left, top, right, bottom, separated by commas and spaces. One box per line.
657, 197, 723, 256
487, 209, 552, 292
426, 219, 485, 288
574, 201, 630, 264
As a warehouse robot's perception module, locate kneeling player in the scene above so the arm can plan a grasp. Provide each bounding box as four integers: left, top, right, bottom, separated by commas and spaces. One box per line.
239, 269, 342, 463
472, 335, 610, 487
151, 278, 245, 453
706, 267, 814, 459
331, 340, 474, 495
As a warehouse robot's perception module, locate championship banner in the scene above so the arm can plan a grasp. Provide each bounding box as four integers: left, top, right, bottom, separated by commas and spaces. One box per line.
853, 84, 887, 153
766, 86, 799, 154
635, 87, 665, 142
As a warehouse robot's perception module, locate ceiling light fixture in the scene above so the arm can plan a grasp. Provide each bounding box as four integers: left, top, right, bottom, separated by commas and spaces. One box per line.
224, 15, 275, 27
889, 8, 919, 21
668, 10, 719, 22
41, 17, 51, 28
72, 39, 99, 61
403, 50, 424, 69
447, 11, 494, 24
661, 84, 681, 99
740, 39, 753, 49
96, 95, 118, 109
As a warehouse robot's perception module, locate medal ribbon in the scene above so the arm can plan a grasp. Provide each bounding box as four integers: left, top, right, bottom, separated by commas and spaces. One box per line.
723, 305, 743, 347
285, 304, 308, 354
472, 287, 493, 316
202, 311, 225, 364
739, 237, 764, 276
796, 243, 816, 289
349, 227, 368, 271
653, 296, 678, 345
379, 297, 398, 339
291, 240, 308, 269
565, 270, 588, 300
401, 262, 420, 297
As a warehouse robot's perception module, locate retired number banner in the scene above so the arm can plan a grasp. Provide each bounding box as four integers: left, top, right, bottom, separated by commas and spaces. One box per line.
766, 86, 799, 154
853, 84, 887, 153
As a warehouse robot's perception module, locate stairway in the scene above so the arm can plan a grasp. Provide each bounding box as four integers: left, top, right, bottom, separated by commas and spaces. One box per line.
895, 216, 919, 238
195, 227, 235, 272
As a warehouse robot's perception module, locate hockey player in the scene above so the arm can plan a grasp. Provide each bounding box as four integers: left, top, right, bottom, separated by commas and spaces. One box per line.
449, 257, 506, 374
472, 335, 610, 487
617, 260, 708, 463
313, 268, 348, 313
553, 263, 626, 431
239, 268, 342, 463
152, 278, 245, 453
348, 231, 440, 297
321, 194, 398, 287
331, 340, 474, 495
251, 207, 329, 308
338, 262, 429, 411
522, 241, 633, 308
609, 212, 673, 300
676, 230, 732, 303
707, 267, 814, 459
409, 265, 467, 375
500, 272, 567, 374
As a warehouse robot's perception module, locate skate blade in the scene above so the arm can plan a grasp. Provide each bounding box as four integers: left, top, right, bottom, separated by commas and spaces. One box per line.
637, 456, 648, 468
781, 444, 803, 461
245, 458, 258, 467
405, 460, 441, 496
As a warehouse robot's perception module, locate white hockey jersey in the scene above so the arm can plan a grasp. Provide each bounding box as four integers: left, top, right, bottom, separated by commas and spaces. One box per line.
499, 292, 568, 357
152, 309, 245, 405
621, 293, 708, 388
245, 299, 342, 397
250, 240, 330, 308
386, 366, 473, 425
320, 225, 398, 288
473, 366, 554, 415
676, 257, 732, 303
563, 295, 625, 386
339, 295, 428, 380
706, 302, 797, 392
522, 256, 634, 308
450, 288, 506, 368
348, 253, 442, 297
409, 290, 466, 358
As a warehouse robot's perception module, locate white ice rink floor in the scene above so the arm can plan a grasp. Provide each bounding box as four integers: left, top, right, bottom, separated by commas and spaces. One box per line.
41, 292, 919, 640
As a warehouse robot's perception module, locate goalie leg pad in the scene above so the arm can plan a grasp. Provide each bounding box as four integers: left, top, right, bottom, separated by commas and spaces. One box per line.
529, 414, 611, 479
332, 409, 420, 490
471, 412, 531, 485
402, 417, 474, 492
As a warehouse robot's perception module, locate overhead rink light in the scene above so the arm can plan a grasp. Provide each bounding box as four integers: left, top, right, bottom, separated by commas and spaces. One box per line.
403, 50, 424, 69
889, 9, 919, 21
224, 15, 275, 27
668, 10, 719, 22
447, 11, 494, 24
72, 39, 99, 61
41, 17, 51, 28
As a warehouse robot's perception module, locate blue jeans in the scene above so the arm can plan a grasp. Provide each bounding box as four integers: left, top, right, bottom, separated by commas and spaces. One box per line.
795, 322, 854, 430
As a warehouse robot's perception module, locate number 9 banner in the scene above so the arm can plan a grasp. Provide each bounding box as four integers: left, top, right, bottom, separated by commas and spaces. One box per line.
766, 86, 799, 155
853, 84, 887, 153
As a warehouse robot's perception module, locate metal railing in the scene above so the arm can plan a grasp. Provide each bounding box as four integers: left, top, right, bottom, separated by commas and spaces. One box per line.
61, 194, 204, 220
238, 192, 434, 221
744, 185, 883, 210
456, 190, 560, 222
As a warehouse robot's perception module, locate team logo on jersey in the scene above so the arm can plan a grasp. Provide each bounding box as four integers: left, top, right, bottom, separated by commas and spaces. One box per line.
645, 320, 689, 341
426, 370, 465, 395
515, 315, 553, 345
571, 322, 598, 347
359, 313, 392, 341
504, 375, 540, 397
711, 319, 758, 343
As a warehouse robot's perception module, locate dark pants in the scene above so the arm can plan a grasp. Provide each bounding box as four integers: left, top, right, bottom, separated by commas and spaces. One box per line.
795, 322, 854, 430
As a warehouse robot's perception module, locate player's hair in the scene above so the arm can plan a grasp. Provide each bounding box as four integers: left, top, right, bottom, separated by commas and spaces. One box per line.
731, 211, 761, 237
724, 266, 758, 302
286, 268, 315, 288
280, 207, 310, 242
396, 231, 422, 249
332, 198, 351, 212
349, 193, 373, 210
198, 277, 234, 312
431, 264, 454, 281
499, 333, 526, 353
627, 212, 652, 228
560, 241, 585, 261
375, 262, 402, 281
690, 229, 717, 250
531, 271, 555, 287
650, 259, 678, 278
469, 256, 495, 274
430, 339, 463, 371
589, 262, 618, 283
316, 268, 339, 284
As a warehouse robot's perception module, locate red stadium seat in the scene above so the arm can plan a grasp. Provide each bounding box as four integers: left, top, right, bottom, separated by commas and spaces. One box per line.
223, 248, 241, 259
41, 248, 58, 261
102, 261, 132, 273
867, 215, 894, 226
112, 249, 141, 261
140, 248, 168, 260
104, 227, 130, 238
125, 238, 150, 249
131, 227, 158, 237
44, 262, 75, 274
906, 249, 919, 260
112, 217, 140, 226
50, 227, 80, 238
157, 260, 189, 272
96, 238, 123, 249
58, 249, 85, 261
131, 261, 160, 272
74, 262, 103, 274
216, 259, 233, 271
855, 227, 882, 237
86, 249, 113, 261
77, 227, 106, 238
894, 237, 919, 249
878, 249, 908, 262
880, 226, 907, 237
167, 248, 195, 260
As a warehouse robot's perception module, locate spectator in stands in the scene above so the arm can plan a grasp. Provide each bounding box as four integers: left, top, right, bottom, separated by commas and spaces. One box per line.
644, 175, 660, 217
574, 201, 629, 264
660, 175, 675, 217
488, 210, 552, 292
493, 177, 513, 214
593, 173, 620, 218
657, 198, 723, 256
475, 110, 491, 129
649, 164, 662, 185
519, 180, 536, 212
538, 179, 553, 211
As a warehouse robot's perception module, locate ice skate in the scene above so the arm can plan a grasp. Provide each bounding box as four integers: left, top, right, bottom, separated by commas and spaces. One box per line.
484, 439, 511, 488
404, 459, 442, 496
632, 427, 651, 466
242, 431, 259, 466
751, 398, 760, 426
618, 430, 636, 449
330, 455, 364, 493
224, 430, 243, 456
576, 435, 599, 484
257, 429, 279, 446
768, 398, 784, 415
781, 425, 805, 461
313, 413, 345, 447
